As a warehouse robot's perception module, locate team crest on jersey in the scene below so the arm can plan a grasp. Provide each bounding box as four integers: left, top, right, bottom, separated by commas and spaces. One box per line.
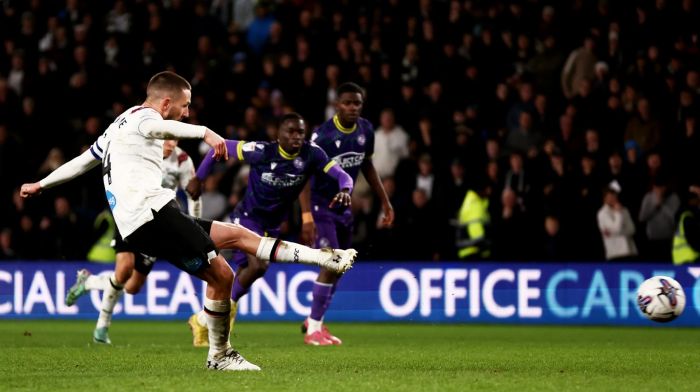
335, 140, 341, 148
271, 162, 277, 170
357, 134, 366, 146
293, 157, 304, 169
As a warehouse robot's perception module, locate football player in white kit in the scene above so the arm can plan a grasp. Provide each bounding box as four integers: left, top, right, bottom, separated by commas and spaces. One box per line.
59, 139, 204, 346
20, 71, 358, 371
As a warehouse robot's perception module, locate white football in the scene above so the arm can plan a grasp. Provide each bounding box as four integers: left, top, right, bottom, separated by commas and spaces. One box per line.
637, 276, 686, 323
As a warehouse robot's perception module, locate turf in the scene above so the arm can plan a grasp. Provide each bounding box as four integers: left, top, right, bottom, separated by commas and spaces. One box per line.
0, 321, 698, 391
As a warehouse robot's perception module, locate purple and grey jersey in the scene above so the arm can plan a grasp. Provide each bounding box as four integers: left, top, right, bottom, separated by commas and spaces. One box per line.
197, 139, 352, 229
310, 115, 375, 224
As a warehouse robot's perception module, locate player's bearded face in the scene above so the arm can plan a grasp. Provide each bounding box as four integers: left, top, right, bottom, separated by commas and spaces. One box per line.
164, 89, 191, 121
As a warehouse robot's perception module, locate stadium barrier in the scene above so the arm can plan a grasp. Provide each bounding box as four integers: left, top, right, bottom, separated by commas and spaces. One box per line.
1, 261, 698, 326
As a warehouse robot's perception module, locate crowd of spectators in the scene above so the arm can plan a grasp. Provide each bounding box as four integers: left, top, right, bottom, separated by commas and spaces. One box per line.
2, 0, 700, 262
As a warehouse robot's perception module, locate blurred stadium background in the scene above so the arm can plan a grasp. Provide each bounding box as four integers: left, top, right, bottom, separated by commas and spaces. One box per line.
2, 1, 700, 390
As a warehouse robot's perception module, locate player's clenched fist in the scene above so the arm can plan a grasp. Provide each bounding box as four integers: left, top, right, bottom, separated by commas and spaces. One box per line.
203, 128, 228, 161
20, 182, 42, 198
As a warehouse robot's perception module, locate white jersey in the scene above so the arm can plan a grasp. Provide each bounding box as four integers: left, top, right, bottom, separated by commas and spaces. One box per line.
162, 146, 202, 218
91, 106, 176, 238
162, 146, 196, 191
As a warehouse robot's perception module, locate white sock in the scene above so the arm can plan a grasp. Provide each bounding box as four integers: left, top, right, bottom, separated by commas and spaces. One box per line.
196, 309, 207, 326
85, 274, 109, 291
307, 317, 323, 335
96, 275, 123, 329
256, 238, 329, 266
204, 296, 231, 357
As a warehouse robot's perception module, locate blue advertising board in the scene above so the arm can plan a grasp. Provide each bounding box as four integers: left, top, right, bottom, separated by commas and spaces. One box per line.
1, 261, 699, 326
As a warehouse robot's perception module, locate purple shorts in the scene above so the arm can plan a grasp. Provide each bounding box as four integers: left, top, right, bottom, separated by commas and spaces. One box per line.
313, 216, 352, 249
231, 213, 280, 268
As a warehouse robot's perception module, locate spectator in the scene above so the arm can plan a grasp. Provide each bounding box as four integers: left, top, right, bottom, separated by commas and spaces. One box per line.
247, 3, 275, 55
201, 175, 227, 221
639, 177, 681, 261
456, 183, 491, 260
597, 182, 638, 260
541, 215, 570, 261
415, 153, 434, 200
506, 111, 542, 156
673, 185, 700, 265
503, 152, 531, 203
561, 36, 597, 99
492, 188, 533, 261
373, 108, 410, 179
625, 98, 661, 154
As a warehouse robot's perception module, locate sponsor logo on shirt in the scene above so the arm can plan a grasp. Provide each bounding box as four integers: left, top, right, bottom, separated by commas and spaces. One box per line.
261, 172, 305, 188
106, 191, 117, 210
332, 152, 365, 169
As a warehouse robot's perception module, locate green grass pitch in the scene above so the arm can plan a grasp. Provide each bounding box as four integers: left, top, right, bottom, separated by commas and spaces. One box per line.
1, 320, 699, 391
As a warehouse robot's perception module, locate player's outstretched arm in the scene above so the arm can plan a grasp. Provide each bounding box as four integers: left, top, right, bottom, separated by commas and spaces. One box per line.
20, 149, 100, 198
361, 158, 394, 227
195, 140, 241, 179
139, 120, 228, 160
187, 139, 241, 199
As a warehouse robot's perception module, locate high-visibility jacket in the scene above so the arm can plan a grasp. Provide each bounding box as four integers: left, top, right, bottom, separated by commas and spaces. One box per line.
673, 211, 699, 265
457, 190, 490, 259
87, 210, 116, 263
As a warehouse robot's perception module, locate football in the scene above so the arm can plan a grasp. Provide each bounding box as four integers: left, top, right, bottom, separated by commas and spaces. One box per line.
637, 276, 686, 323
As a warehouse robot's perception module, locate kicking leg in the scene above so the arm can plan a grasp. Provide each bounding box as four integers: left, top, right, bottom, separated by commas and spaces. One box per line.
208, 221, 357, 273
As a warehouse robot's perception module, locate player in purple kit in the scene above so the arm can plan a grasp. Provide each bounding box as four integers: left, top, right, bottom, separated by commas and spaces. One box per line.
300, 82, 395, 345
185, 112, 354, 346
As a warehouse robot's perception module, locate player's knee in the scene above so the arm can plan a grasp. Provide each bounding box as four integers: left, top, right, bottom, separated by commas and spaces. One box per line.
198, 256, 234, 289
124, 277, 146, 294
125, 286, 140, 295
214, 259, 234, 287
